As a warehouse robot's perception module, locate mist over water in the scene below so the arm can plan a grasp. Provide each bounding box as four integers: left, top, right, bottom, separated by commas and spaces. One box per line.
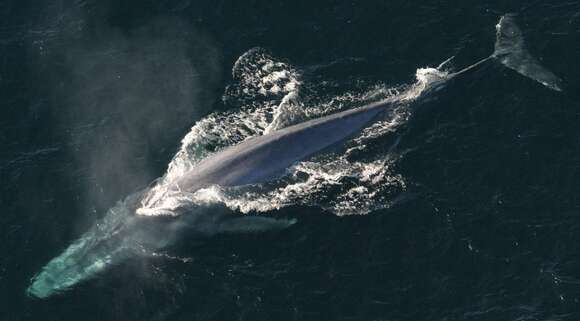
31, 2, 222, 215
2, 0, 580, 320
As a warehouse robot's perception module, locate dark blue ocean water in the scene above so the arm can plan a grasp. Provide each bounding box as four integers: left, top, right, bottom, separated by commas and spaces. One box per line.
2, 1, 580, 320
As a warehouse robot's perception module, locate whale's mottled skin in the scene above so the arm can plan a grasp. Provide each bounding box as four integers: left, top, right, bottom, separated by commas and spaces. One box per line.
173, 100, 390, 193
27, 15, 563, 299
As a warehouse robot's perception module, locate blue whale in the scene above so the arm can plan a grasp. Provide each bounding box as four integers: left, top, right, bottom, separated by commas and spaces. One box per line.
27, 15, 562, 299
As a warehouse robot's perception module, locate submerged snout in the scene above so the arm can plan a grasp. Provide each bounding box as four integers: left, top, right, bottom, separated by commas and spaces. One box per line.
25, 189, 189, 299
27, 227, 132, 298
27, 193, 145, 298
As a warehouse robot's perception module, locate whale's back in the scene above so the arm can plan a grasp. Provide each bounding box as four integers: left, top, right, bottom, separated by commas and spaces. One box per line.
175, 101, 390, 192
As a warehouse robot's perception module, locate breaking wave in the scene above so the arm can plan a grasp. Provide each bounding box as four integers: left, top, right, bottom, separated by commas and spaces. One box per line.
138, 48, 450, 216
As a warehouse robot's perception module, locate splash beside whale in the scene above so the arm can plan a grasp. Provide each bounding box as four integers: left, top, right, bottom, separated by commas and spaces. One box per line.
27, 15, 562, 299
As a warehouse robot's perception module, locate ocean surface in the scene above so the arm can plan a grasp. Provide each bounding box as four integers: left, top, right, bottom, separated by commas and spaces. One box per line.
2, 1, 580, 320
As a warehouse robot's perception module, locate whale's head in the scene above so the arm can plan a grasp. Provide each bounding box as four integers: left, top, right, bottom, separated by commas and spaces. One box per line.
26, 193, 147, 299
27, 210, 135, 299
26, 188, 200, 299
27, 233, 127, 298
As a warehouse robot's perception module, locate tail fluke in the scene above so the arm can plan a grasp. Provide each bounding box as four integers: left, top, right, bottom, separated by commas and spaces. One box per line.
492, 14, 563, 91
